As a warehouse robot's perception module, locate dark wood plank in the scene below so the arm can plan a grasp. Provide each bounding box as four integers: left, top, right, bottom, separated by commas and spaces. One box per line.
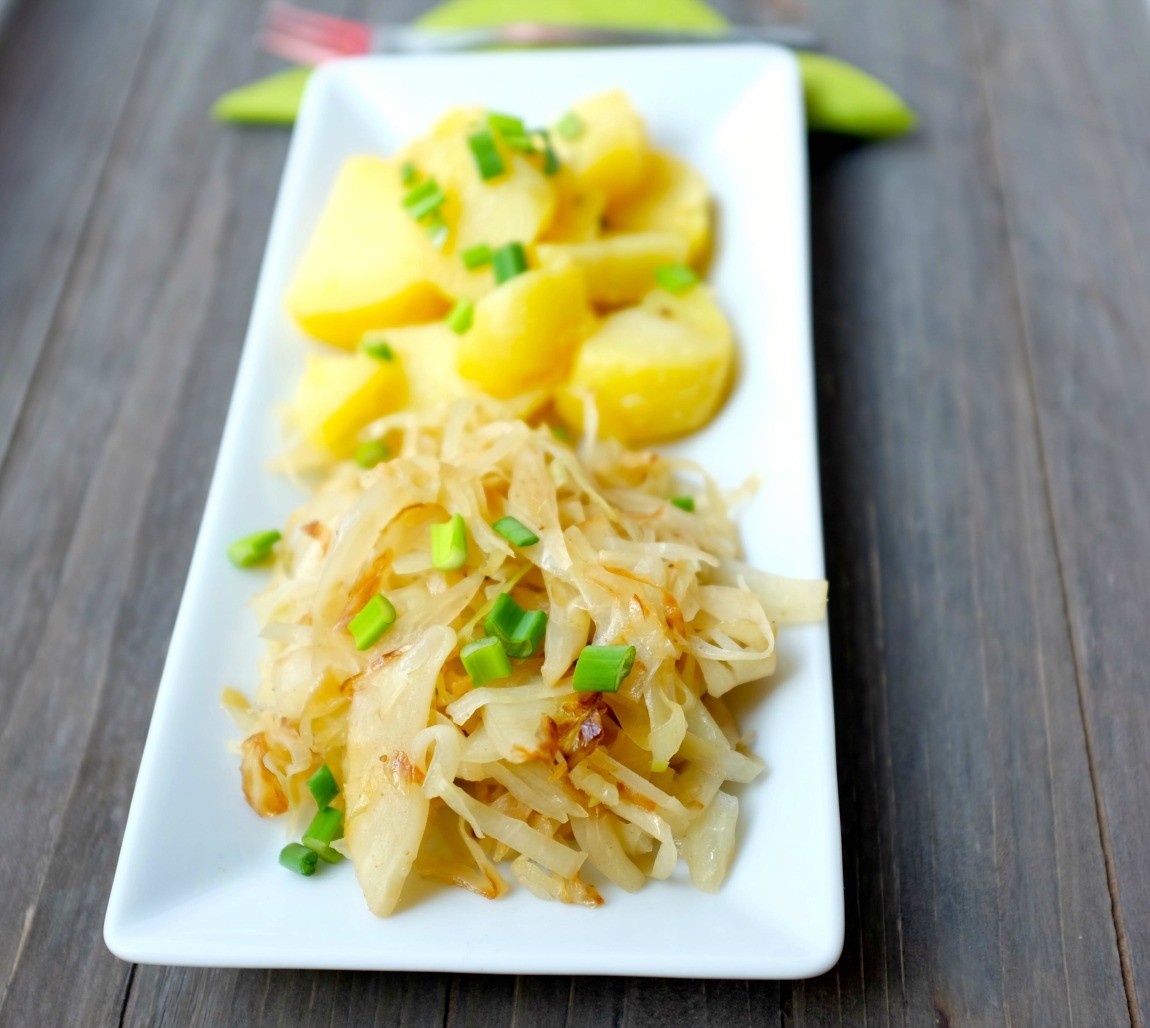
966, 0, 1150, 1019
0, 0, 165, 466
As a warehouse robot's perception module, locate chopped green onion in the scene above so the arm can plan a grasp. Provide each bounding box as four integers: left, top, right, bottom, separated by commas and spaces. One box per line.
430, 513, 468, 570
492, 242, 529, 284
446, 298, 474, 335
461, 636, 512, 686
361, 337, 394, 361
555, 111, 584, 140
307, 765, 339, 808
279, 842, 318, 876
670, 496, 695, 512
488, 111, 526, 137
492, 516, 539, 547
303, 806, 345, 864
467, 129, 505, 180
549, 424, 573, 443
348, 594, 397, 650
655, 263, 699, 295
403, 178, 446, 221
354, 439, 391, 469
226, 529, 281, 568
401, 161, 419, 186
485, 593, 547, 658
572, 645, 637, 693
537, 130, 560, 175
425, 215, 449, 249
462, 243, 492, 270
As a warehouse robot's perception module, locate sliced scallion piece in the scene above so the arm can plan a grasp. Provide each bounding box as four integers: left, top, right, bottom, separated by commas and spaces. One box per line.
572, 644, 637, 693
446, 298, 474, 335
227, 529, 281, 568
670, 496, 695, 512
361, 337, 393, 361
348, 594, 397, 650
401, 161, 419, 186
491, 242, 528, 285
425, 215, 449, 249
467, 129, 505, 180
430, 513, 468, 570
279, 842, 318, 876
492, 516, 539, 547
303, 806, 345, 864
402, 178, 446, 221
306, 764, 339, 809
484, 593, 547, 659
461, 636, 512, 686
655, 263, 699, 296
462, 243, 492, 270
354, 439, 390, 469
487, 111, 526, 137
555, 111, 584, 140
537, 130, 560, 175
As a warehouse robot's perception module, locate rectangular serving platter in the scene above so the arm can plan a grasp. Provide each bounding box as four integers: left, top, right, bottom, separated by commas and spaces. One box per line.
105, 45, 843, 979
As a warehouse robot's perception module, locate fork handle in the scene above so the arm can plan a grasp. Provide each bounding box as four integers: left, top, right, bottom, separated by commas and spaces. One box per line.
379, 22, 822, 54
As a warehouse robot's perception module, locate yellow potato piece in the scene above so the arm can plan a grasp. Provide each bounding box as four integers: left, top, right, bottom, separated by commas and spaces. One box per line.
554, 91, 649, 202
537, 232, 689, 308
404, 108, 556, 300
458, 264, 594, 398
541, 168, 607, 244
556, 285, 734, 444
291, 350, 407, 456
285, 156, 450, 348
607, 151, 712, 266
368, 323, 478, 412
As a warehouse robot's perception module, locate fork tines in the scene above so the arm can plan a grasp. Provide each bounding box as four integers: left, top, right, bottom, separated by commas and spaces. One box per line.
260, 3, 373, 64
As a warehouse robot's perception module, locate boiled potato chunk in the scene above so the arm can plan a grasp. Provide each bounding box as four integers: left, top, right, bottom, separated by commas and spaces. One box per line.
291, 350, 407, 456
607, 152, 712, 266
369, 323, 478, 412
405, 108, 556, 295
541, 169, 607, 244
537, 232, 688, 307
457, 265, 593, 398
286, 157, 450, 348
555, 285, 734, 444
554, 91, 648, 202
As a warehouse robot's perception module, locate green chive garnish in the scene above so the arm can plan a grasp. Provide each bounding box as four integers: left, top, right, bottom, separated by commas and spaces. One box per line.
401, 161, 419, 186
467, 129, 505, 180
670, 496, 695, 512
461, 636, 512, 686
491, 242, 528, 285
354, 439, 390, 469
348, 594, 397, 650
446, 299, 474, 335
492, 516, 539, 547
537, 130, 560, 175
549, 424, 572, 443
226, 529, 281, 568
655, 264, 699, 295
555, 111, 584, 140
430, 513, 468, 570
279, 842, 318, 876
488, 111, 526, 137
403, 178, 446, 221
572, 645, 637, 693
462, 243, 492, 270
307, 765, 339, 808
361, 337, 393, 361
303, 806, 345, 864
484, 593, 548, 659
425, 215, 449, 249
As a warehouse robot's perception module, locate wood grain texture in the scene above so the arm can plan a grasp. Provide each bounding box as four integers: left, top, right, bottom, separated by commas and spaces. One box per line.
0, 0, 1147, 1022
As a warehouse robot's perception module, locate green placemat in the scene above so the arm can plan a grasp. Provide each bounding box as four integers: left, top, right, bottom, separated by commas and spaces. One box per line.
213, 0, 915, 138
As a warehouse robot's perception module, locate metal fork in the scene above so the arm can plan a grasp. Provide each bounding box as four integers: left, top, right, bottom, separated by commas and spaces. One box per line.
259, 2, 820, 64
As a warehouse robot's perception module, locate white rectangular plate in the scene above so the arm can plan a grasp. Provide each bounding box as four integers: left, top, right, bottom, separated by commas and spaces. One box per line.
105, 45, 842, 979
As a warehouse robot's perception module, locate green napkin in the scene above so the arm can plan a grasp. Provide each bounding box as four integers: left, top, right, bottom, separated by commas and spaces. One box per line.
212, 0, 915, 138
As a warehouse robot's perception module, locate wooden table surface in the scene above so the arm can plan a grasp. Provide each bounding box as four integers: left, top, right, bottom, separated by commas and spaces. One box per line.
2, 0, 1149, 1023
